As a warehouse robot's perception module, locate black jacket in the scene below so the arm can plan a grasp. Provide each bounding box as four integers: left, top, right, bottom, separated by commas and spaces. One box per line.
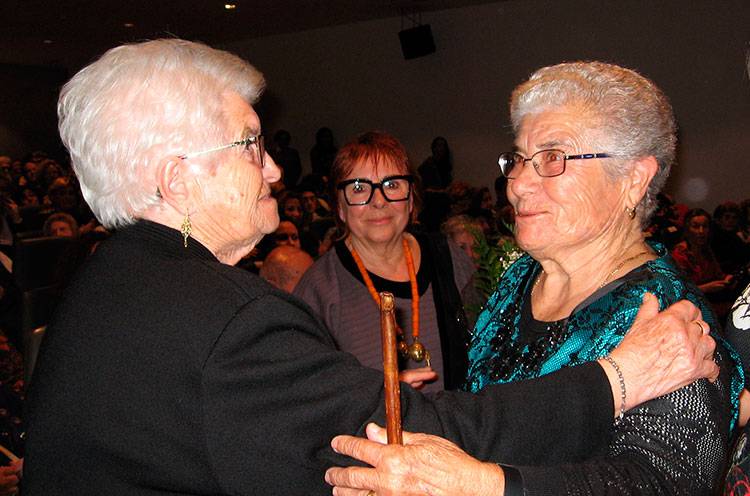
24, 220, 612, 495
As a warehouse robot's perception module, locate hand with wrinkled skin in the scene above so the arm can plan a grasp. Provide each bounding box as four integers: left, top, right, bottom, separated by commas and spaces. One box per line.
601, 292, 717, 415
398, 367, 438, 390
326, 295, 718, 495
326, 423, 504, 496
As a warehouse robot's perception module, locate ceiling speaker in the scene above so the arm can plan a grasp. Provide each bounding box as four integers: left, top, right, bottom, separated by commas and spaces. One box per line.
398, 24, 435, 60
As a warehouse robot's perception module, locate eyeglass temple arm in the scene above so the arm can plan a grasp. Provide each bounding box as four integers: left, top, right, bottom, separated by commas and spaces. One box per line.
179, 137, 258, 160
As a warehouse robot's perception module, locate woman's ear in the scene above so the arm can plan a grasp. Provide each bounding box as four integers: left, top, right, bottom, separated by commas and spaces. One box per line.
627, 156, 659, 208
337, 192, 347, 224
155, 156, 191, 213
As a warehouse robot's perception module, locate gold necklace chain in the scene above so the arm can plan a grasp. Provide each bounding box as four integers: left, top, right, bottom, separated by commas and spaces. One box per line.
532, 250, 651, 296
598, 250, 650, 288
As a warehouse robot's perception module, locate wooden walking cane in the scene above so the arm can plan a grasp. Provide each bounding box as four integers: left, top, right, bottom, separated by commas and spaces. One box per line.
379, 291, 403, 445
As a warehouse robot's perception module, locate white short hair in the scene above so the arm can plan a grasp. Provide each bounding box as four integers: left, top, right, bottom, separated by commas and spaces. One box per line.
58, 38, 265, 228
510, 61, 676, 224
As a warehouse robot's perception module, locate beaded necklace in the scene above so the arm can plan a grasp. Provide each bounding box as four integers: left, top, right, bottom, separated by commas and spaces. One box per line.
349, 236, 430, 365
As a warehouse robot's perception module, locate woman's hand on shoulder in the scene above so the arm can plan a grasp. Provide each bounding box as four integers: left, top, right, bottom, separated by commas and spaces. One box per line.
605, 292, 717, 411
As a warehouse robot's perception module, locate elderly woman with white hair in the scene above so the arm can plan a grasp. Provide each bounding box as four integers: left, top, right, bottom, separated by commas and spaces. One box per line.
326, 61, 742, 496
20, 39, 723, 495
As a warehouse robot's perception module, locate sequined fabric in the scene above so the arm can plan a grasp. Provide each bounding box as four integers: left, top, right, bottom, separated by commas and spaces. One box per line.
465, 242, 743, 494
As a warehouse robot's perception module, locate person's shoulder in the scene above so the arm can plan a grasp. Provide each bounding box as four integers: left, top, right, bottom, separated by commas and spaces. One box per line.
207, 261, 326, 321
196, 258, 281, 301
293, 247, 341, 295
618, 253, 714, 320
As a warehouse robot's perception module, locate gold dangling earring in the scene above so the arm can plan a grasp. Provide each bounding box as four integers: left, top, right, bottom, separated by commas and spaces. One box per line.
180, 212, 192, 248
625, 206, 637, 220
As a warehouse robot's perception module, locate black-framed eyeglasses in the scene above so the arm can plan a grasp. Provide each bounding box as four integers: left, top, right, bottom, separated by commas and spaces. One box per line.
179, 135, 265, 168
497, 149, 611, 179
336, 175, 414, 206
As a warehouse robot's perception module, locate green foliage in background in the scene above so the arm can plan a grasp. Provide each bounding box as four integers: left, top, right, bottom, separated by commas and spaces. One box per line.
471, 228, 523, 303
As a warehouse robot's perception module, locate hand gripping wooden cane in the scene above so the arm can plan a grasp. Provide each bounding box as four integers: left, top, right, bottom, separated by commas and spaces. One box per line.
379, 291, 403, 445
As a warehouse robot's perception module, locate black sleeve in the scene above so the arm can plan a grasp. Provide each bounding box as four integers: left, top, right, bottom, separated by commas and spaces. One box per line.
202, 292, 614, 494
514, 347, 736, 496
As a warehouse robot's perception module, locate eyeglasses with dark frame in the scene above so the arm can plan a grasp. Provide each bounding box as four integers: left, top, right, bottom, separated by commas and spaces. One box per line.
336, 175, 415, 206
179, 135, 265, 168
497, 149, 611, 179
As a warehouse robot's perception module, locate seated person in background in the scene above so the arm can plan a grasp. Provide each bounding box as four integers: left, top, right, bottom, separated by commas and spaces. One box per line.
446, 180, 475, 217
466, 185, 495, 235
278, 190, 320, 256
272, 219, 301, 249
672, 208, 738, 320
441, 214, 483, 267
644, 192, 682, 249
19, 188, 40, 208
0, 330, 23, 496
42, 212, 78, 238
712, 201, 750, 276
327, 61, 741, 496
24, 39, 718, 496
300, 187, 330, 223
259, 245, 313, 293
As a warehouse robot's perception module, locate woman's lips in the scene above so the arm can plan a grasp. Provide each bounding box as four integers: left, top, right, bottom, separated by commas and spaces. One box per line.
515, 209, 545, 218
366, 217, 391, 224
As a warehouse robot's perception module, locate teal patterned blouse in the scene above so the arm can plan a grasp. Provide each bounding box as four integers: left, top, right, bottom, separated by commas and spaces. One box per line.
465, 242, 742, 425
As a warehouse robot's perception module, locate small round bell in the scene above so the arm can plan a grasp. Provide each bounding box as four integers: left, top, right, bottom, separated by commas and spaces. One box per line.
398, 340, 409, 357
408, 341, 425, 362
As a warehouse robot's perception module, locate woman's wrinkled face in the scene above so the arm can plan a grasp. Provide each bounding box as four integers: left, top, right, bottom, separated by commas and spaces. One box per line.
191, 92, 281, 252
509, 106, 627, 259
338, 159, 412, 247
686, 215, 710, 246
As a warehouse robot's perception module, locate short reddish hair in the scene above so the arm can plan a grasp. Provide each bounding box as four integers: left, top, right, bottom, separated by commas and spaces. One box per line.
329, 131, 421, 237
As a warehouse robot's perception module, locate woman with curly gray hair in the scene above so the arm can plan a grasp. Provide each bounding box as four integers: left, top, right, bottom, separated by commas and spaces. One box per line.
327, 61, 741, 496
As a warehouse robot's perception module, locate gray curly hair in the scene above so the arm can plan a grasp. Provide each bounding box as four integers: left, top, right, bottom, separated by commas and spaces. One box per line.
510, 61, 676, 225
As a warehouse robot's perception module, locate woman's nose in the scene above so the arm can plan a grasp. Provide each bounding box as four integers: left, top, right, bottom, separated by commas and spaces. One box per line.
262, 152, 282, 184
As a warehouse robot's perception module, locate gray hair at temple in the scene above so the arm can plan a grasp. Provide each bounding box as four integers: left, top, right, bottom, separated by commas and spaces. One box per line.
57, 38, 265, 228
510, 61, 676, 225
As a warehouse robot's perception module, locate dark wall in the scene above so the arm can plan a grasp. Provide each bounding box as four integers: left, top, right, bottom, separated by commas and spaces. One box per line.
0, 63, 67, 160
228, 0, 750, 209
